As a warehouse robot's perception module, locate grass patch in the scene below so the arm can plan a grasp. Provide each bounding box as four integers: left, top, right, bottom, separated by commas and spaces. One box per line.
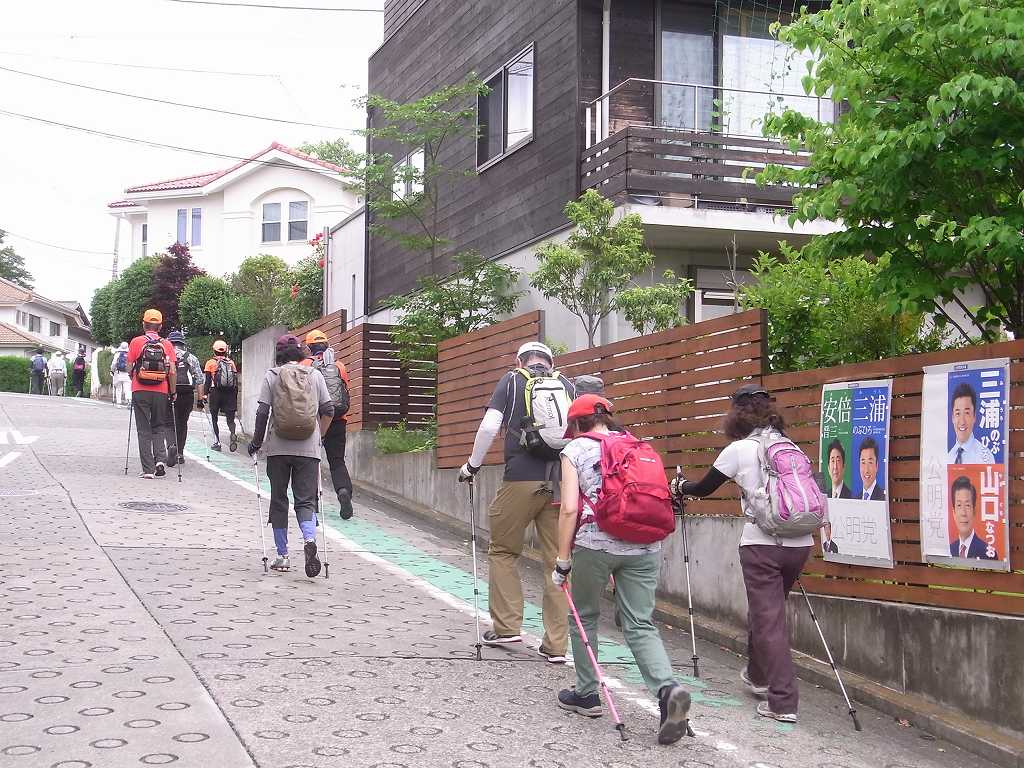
375, 421, 437, 455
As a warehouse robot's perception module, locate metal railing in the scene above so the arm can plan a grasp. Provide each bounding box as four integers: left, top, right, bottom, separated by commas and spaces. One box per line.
584, 77, 832, 148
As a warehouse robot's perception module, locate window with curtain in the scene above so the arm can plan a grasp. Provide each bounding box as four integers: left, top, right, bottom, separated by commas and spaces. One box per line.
660, 1, 714, 131
49, 322, 60, 337
191, 208, 202, 247
141, 223, 148, 257
288, 201, 308, 241
476, 44, 534, 167
29, 315, 40, 333
391, 149, 425, 199
176, 209, 187, 244
262, 203, 281, 242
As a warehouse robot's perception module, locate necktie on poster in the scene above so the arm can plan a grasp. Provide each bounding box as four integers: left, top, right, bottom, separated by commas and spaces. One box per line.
955, 447, 963, 463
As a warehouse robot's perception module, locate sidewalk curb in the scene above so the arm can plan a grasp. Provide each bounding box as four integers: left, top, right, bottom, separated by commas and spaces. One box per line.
353, 478, 1024, 768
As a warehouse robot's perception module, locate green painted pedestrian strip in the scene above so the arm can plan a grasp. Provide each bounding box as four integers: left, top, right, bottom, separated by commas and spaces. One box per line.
183, 436, 741, 709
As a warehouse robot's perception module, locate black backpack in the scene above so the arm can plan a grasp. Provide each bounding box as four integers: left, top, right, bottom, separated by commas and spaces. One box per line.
134, 334, 168, 385
175, 349, 194, 389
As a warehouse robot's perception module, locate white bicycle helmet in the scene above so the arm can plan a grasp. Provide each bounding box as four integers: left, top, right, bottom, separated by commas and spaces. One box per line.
516, 341, 554, 366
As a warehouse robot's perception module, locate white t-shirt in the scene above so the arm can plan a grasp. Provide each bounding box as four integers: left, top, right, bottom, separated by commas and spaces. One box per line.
713, 436, 815, 548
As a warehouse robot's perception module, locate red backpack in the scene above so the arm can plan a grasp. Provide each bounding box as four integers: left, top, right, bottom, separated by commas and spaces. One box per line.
577, 431, 676, 544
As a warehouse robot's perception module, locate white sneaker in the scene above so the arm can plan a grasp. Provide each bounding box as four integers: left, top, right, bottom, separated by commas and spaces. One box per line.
270, 556, 290, 572
138, 472, 155, 479
741, 667, 769, 698
757, 701, 797, 723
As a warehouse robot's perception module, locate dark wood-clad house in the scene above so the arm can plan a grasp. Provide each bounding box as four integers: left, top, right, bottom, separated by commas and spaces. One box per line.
359, 0, 836, 349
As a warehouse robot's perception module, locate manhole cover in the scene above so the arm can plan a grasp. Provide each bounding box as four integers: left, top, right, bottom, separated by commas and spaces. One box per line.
118, 502, 190, 513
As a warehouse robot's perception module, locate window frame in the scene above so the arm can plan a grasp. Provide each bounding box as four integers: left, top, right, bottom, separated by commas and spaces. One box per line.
287, 200, 309, 242
476, 43, 536, 172
28, 314, 41, 333
191, 207, 202, 248
141, 222, 148, 257
176, 208, 187, 244
391, 149, 425, 200
261, 202, 282, 243
49, 321, 61, 337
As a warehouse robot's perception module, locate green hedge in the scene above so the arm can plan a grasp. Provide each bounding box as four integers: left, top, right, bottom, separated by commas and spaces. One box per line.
96, 350, 113, 387
63, 360, 92, 396
375, 421, 437, 454
0, 356, 30, 393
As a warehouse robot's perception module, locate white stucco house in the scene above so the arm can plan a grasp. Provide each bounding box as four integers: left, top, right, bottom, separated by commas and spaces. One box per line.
0, 276, 95, 358
108, 142, 361, 277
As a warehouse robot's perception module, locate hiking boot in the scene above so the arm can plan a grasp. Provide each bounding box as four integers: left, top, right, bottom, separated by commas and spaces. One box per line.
482, 630, 521, 646
270, 556, 290, 572
229, 434, 238, 452
154, 463, 166, 478
211, 442, 222, 452
740, 667, 769, 698
757, 701, 797, 723
657, 684, 692, 745
166, 446, 178, 466
337, 488, 354, 520
557, 688, 602, 718
304, 540, 321, 578
138, 472, 155, 480
538, 646, 567, 664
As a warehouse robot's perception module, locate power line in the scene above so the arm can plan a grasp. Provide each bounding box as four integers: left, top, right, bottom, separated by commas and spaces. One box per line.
0, 108, 351, 179
0, 50, 278, 78
0, 64, 362, 133
163, 0, 383, 10
1, 230, 113, 256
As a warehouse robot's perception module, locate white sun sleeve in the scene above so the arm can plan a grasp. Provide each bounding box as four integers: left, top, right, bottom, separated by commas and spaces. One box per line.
468, 408, 504, 468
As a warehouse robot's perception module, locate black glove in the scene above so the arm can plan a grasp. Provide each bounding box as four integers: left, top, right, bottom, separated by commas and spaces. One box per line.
196, 398, 205, 411
247, 441, 261, 457
458, 462, 480, 483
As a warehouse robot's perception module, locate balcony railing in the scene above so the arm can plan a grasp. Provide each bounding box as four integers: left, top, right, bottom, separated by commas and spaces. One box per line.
582, 78, 824, 211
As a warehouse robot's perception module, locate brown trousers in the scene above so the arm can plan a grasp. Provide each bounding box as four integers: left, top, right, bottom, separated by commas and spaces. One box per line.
487, 480, 568, 654
739, 544, 812, 714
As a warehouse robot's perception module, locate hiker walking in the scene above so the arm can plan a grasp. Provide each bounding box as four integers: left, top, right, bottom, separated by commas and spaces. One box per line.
110, 342, 131, 407
204, 340, 239, 452
48, 350, 66, 396
71, 348, 87, 397
458, 341, 575, 662
553, 394, 691, 743
29, 348, 47, 395
247, 334, 334, 577
164, 331, 204, 466
126, 309, 176, 479
301, 329, 353, 520
673, 383, 814, 724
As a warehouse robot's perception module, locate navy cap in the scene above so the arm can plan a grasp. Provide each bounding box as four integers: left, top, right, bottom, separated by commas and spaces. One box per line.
732, 382, 770, 403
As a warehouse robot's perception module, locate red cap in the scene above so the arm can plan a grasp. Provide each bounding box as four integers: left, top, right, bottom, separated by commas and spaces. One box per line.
565, 394, 614, 437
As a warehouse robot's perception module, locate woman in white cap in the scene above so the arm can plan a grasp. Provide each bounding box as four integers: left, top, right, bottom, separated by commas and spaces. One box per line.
110, 341, 131, 407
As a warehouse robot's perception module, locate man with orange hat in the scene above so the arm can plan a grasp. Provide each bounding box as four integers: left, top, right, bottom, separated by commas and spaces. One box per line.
204, 339, 239, 452
301, 329, 353, 519
126, 309, 177, 478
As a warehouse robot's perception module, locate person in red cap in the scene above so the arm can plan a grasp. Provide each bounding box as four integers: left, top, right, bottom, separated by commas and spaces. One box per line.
673, 382, 809, 724
126, 309, 176, 478
553, 394, 692, 743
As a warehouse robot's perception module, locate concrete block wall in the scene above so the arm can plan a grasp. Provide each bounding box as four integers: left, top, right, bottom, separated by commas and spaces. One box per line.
239, 325, 285, 434
346, 430, 1024, 739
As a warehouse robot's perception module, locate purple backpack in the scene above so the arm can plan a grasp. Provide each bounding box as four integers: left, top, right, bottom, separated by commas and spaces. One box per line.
743, 429, 827, 539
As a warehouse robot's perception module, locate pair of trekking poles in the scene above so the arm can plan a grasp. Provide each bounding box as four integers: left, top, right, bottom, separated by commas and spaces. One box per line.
122, 394, 182, 483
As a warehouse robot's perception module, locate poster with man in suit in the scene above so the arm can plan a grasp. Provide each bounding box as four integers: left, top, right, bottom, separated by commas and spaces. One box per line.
920, 359, 1010, 572
819, 379, 894, 568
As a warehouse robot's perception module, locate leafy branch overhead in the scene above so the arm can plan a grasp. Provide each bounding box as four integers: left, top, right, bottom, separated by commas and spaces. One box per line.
758, 0, 1024, 341
530, 190, 693, 347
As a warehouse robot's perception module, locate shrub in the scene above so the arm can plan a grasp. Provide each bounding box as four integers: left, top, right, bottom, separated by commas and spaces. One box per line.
375, 421, 437, 455
64, 359, 92, 397
0, 356, 30, 393
96, 350, 113, 387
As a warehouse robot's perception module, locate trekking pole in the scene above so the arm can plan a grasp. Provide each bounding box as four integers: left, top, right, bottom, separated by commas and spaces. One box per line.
123, 400, 134, 476
676, 466, 700, 678
199, 399, 210, 462
563, 583, 627, 741
252, 456, 269, 572
798, 580, 861, 731
170, 395, 182, 483
317, 459, 329, 579
457, 473, 483, 661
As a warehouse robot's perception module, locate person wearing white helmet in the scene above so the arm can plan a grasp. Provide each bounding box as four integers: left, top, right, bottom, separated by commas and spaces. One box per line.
458, 340, 576, 662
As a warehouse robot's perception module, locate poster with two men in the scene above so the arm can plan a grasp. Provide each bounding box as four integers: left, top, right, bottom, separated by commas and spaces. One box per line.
818, 379, 895, 568
919, 359, 1011, 572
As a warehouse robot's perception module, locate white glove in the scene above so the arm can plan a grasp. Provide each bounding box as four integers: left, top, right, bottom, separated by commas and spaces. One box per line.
458, 462, 479, 483
551, 558, 572, 587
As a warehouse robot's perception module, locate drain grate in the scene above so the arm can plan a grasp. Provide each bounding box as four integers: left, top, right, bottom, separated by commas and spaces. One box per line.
118, 501, 190, 513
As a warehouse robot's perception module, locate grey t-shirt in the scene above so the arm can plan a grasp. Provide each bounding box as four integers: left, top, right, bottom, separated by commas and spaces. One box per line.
257, 364, 332, 459
487, 370, 576, 482
562, 434, 661, 556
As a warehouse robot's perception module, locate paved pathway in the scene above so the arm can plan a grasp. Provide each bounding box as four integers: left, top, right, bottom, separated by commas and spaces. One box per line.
0, 392, 995, 767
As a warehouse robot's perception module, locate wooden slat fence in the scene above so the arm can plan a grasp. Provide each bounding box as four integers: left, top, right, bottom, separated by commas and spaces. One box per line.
765, 340, 1024, 616
557, 309, 767, 517
292, 314, 435, 431
436, 311, 544, 468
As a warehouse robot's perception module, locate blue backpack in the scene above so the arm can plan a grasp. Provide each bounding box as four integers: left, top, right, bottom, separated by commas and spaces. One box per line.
31, 355, 46, 373
115, 351, 128, 372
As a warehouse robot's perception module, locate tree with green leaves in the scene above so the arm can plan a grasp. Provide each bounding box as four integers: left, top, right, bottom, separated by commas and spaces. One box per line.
89, 281, 116, 347
530, 190, 693, 347
151, 243, 205, 332
179, 275, 232, 337
108, 256, 158, 343
229, 254, 290, 327
740, 245, 947, 372
0, 230, 34, 290
384, 252, 523, 366
301, 76, 487, 276
759, 0, 1024, 341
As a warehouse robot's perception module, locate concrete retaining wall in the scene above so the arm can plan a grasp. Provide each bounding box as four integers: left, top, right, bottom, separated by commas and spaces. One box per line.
240, 325, 285, 434
345, 430, 1024, 741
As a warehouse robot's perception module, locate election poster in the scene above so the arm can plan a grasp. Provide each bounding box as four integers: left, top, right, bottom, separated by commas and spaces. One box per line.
819, 379, 894, 568
919, 358, 1010, 572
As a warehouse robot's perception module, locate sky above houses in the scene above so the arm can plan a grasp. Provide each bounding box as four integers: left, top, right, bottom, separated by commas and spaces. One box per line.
0, 0, 382, 312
